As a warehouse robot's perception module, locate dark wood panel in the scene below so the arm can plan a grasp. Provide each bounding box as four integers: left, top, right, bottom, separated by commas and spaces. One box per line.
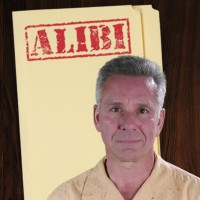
2, 1, 24, 199
0, 0, 3, 196
1, 0, 200, 199
159, 0, 200, 176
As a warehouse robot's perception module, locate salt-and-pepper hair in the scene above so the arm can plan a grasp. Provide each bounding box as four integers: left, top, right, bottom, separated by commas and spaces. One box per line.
96, 55, 166, 111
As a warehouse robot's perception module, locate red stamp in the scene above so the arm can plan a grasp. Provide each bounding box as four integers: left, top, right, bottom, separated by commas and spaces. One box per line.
25, 18, 131, 61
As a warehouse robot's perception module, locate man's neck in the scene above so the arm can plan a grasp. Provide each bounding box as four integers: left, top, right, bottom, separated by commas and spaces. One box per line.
105, 153, 155, 200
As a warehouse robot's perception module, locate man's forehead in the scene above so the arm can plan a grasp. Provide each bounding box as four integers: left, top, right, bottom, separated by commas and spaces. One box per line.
100, 75, 158, 105
103, 75, 157, 89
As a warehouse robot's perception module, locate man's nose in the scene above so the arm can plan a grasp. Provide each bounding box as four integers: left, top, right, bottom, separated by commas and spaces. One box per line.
118, 113, 139, 131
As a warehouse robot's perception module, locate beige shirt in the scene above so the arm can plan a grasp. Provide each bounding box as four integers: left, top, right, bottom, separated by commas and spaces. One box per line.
48, 155, 200, 200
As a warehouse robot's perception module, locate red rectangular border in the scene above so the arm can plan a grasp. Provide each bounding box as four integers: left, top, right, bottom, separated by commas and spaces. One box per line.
25, 18, 132, 61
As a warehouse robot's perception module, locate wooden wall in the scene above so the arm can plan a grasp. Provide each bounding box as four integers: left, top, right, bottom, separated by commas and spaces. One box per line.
1, 0, 200, 199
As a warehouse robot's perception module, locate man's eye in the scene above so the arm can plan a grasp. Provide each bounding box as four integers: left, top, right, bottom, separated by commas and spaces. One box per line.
111, 107, 121, 112
139, 108, 148, 114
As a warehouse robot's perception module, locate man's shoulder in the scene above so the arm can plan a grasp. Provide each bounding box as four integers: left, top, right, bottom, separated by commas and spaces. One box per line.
158, 155, 200, 181
48, 158, 105, 200
47, 170, 89, 200
155, 155, 200, 193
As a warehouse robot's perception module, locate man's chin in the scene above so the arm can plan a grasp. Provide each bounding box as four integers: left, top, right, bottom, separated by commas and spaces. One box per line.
116, 150, 144, 163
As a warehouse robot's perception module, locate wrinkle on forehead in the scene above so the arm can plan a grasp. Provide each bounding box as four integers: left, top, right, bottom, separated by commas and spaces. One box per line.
103, 75, 158, 95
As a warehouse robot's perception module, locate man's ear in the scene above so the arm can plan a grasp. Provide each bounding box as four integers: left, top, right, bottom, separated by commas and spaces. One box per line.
156, 108, 165, 137
93, 104, 101, 132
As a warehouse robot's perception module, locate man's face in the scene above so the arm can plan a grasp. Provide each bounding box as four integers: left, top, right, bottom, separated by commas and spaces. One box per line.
94, 75, 165, 162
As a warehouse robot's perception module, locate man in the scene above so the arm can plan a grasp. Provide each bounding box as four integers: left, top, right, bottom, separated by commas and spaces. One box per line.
48, 55, 200, 200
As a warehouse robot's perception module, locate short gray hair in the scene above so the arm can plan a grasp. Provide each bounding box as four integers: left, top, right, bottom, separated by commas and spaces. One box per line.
96, 55, 166, 110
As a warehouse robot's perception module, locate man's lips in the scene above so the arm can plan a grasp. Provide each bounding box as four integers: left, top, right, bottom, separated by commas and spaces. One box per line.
117, 139, 141, 144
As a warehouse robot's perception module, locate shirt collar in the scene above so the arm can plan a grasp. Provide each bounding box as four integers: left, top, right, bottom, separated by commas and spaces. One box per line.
82, 155, 179, 199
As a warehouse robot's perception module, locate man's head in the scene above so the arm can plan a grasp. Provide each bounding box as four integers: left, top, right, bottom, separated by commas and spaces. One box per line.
96, 55, 166, 112
94, 55, 166, 162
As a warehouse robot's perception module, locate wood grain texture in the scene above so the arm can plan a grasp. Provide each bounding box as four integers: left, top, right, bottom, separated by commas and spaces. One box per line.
0, 0, 3, 197
1, 0, 200, 199
159, 0, 200, 176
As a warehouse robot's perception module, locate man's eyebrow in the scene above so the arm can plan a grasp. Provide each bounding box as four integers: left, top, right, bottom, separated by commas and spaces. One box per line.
137, 103, 149, 107
137, 102, 156, 109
